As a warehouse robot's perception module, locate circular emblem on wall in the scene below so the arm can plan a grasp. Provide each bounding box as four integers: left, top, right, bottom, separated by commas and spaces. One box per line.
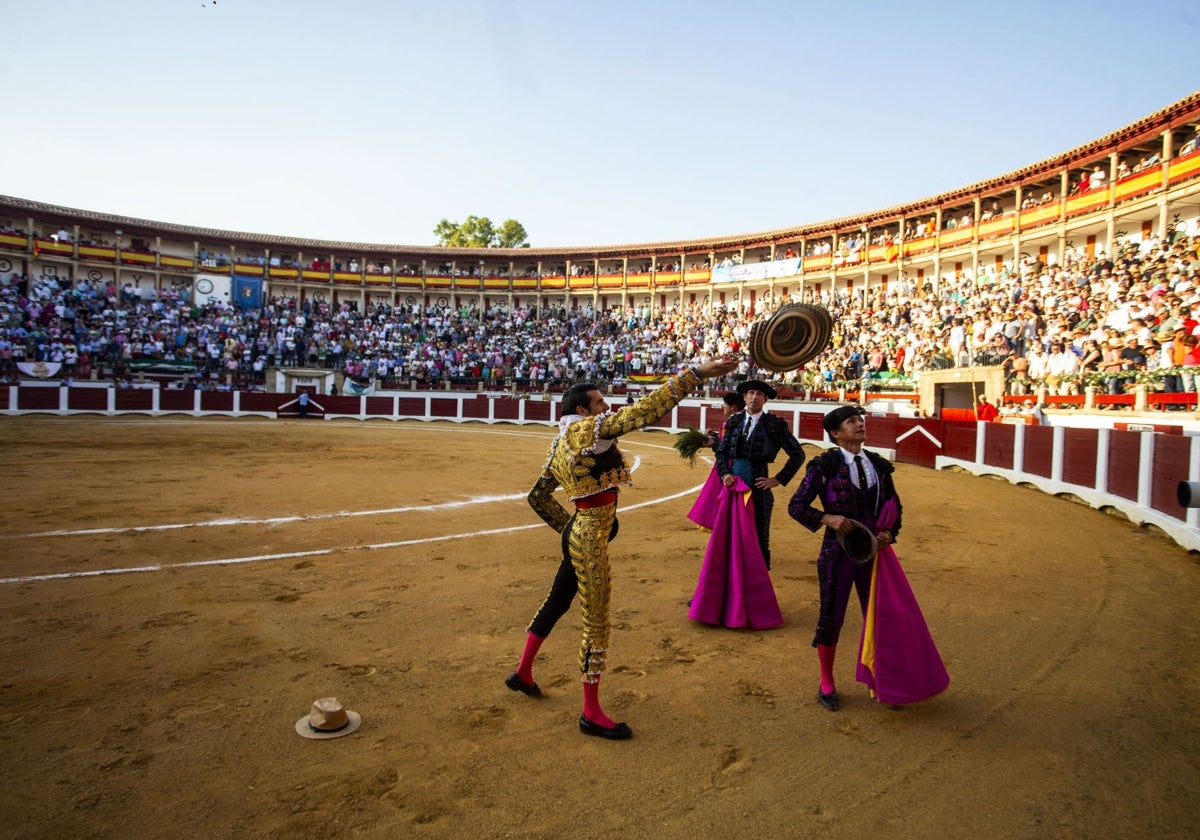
312, 292, 326, 302
87, 270, 103, 281
437, 296, 448, 307
196, 278, 214, 294
0, 258, 11, 273
405, 295, 416, 305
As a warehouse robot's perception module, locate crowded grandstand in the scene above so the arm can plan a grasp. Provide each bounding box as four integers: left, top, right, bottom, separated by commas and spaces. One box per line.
2, 93, 1199, 418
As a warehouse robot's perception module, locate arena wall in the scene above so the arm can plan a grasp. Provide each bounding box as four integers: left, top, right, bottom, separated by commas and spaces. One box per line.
4, 383, 1197, 552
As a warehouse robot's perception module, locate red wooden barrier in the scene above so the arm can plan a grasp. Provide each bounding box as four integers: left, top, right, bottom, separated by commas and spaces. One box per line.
1105, 430, 1142, 502
114, 389, 153, 411
1023, 424, 1055, 479
199, 391, 234, 412
1150, 435, 1191, 517
462, 396, 490, 419
161, 390, 195, 411
67, 388, 107, 411
1061, 428, 1099, 488
942, 420, 978, 462
983, 422, 1015, 470
493, 399, 521, 421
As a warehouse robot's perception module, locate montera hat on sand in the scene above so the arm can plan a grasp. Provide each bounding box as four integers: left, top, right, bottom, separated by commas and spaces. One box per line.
747, 303, 834, 372
295, 697, 362, 739
836, 518, 879, 565
737, 379, 778, 400
822, 404, 866, 433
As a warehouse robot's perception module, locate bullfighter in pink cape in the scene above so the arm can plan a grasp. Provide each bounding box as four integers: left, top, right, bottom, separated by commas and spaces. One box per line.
687, 475, 783, 629
713, 380, 806, 571
787, 405, 948, 711
685, 391, 745, 531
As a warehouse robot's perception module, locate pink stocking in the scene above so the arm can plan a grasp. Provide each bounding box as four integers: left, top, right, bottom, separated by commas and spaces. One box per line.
818, 644, 837, 695
516, 633, 544, 685
582, 678, 616, 728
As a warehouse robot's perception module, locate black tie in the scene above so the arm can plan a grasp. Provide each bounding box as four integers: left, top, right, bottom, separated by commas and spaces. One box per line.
744, 418, 755, 439
854, 455, 868, 489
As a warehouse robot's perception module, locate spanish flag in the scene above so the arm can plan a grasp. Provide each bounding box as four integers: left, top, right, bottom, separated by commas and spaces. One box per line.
886, 242, 900, 263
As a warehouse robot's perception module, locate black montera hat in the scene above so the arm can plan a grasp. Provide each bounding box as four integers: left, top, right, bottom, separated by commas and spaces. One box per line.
822, 404, 866, 433
836, 519, 878, 565
737, 379, 777, 400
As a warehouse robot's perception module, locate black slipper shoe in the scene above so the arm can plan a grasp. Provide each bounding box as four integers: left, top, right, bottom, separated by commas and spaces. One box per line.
505, 672, 542, 697
579, 714, 633, 740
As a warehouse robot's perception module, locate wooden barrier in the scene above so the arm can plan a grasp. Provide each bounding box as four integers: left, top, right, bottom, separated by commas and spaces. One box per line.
3, 384, 1197, 549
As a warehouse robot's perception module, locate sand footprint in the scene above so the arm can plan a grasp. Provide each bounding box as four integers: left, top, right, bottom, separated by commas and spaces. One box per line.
734, 680, 776, 708
333, 662, 377, 677
711, 746, 751, 789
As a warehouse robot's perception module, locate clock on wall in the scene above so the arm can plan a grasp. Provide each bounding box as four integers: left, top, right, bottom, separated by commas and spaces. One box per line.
196, 278, 213, 294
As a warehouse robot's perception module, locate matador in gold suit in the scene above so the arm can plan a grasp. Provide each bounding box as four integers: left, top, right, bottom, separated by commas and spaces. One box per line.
505, 357, 737, 740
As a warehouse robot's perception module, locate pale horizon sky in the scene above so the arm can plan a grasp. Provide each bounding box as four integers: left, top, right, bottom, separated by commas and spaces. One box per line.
2, 0, 1197, 248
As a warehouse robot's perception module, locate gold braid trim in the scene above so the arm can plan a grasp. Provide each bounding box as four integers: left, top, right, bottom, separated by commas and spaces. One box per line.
526, 473, 570, 533
531, 368, 704, 510
595, 368, 700, 440
552, 368, 702, 501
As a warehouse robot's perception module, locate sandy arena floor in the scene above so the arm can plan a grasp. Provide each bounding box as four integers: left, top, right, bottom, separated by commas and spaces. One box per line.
0, 416, 1197, 840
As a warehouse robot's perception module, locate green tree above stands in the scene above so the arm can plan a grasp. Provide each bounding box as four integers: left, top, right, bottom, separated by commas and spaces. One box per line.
494, 219, 529, 248
433, 216, 530, 248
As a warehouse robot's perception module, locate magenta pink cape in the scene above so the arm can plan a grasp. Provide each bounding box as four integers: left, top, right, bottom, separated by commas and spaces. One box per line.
687, 475, 783, 630
686, 465, 724, 530
856, 497, 949, 705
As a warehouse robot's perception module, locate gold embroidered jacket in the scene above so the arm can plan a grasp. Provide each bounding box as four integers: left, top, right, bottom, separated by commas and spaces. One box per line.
527, 368, 702, 532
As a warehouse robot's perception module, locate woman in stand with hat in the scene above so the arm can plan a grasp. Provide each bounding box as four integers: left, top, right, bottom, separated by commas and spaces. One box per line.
787, 406, 904, 711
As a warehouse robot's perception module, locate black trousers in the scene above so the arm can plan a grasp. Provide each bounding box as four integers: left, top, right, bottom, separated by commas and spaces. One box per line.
529, 530, 577, 638
749, 485, 774, 569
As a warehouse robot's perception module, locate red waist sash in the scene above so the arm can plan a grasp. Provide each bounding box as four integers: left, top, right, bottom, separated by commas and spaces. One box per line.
575, 490, 618, 509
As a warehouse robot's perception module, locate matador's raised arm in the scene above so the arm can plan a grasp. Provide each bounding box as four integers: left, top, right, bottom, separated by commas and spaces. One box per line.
527, 473, 570, 533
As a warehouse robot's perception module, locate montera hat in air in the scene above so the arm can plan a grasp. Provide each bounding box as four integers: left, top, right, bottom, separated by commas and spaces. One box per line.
836, 518, 879, 565
295, 697, 362, 740
747, 303, 834, 372
822, 404, 866, 433
737, 379, 778, 400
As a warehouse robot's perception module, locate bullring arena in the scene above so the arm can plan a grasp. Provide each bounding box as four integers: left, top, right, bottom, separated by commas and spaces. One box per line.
3, 94, 1200, 839
1, 415, 1198, 839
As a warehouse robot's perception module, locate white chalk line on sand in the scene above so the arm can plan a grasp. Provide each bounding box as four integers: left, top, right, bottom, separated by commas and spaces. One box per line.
9, 493, 528, 539
0, 477, 707, 586
5, 454, 642, 539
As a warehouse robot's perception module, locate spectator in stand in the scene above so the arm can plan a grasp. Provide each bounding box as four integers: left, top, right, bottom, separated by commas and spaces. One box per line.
1181, 335, 1199, 399
1145, 340, 1175, 408
975, 395, 998, 421
1099, 338, 1126, 399
1120, 335, 1147, 373
1026, 343, 1050, 385
1046, 341, 1080, 394
1024, 399, 1048, 425
1079, 338, 1103, 376
1006, 350, 1029, 395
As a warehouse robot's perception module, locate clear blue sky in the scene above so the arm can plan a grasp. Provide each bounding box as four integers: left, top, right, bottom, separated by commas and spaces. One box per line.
2, 0, 1196, 247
